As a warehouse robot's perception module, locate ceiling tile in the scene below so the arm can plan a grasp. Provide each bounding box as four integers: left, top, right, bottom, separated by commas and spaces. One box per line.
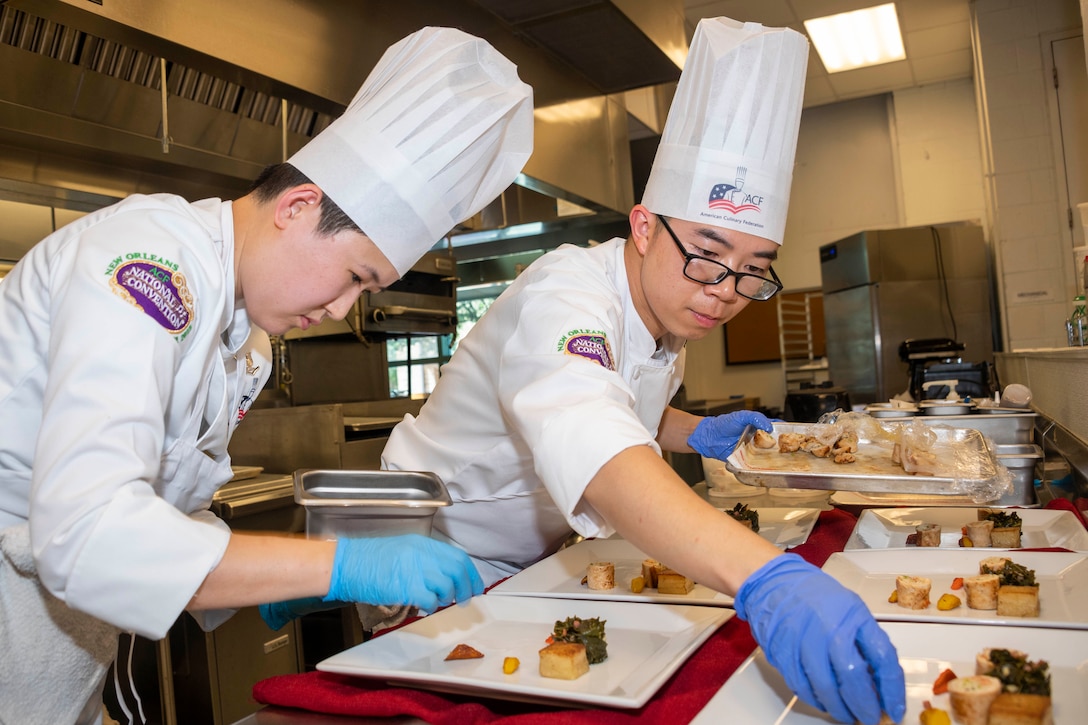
910, 48, 973, 85
684, 0, 797, 33
828, 59, 915, 96
802, 74, 838, 107
905, 20, 972, 57
897, 0, 971, 32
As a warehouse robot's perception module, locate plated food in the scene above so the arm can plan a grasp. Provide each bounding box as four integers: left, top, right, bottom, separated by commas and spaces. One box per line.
690, 622, 1079, 725
844, 508, 1088, 551
321, 596, 731, 709
821, 549, 1088, 629
892, 557, 1040, 619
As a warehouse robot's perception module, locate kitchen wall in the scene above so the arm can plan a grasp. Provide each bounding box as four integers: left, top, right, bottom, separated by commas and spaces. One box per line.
974, 0, 1083, 350
684, 77, 987, 410
683, 0, 1084, 412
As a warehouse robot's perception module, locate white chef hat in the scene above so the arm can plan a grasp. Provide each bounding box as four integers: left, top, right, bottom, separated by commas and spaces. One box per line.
289, 27, 534, 275
642, 17, 808, 245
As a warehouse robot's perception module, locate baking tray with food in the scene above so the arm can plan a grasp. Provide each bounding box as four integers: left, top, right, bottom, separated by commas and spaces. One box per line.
724, 418, 1011, 498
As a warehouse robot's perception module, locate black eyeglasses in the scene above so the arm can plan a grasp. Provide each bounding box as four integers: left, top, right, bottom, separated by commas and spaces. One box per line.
657, 215, 783, 302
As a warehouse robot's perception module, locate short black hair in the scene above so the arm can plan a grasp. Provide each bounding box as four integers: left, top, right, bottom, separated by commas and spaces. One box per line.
248, 163, 362, 237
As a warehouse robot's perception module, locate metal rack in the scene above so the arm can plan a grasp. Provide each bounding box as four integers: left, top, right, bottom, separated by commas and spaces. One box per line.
777, 290, 828, 390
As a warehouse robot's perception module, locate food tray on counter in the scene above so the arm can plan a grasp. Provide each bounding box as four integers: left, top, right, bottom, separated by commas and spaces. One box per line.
724, 422, 1002, 496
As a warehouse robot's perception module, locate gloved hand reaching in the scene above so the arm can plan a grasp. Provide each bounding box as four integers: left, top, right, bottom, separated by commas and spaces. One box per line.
323, 534, 485, 614
687, 410, 773, 460
735, 554, 906, 725
260, 597, 342, 631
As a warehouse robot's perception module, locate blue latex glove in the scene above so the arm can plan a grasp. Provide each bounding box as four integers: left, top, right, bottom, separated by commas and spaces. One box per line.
259, 596, 344, 631
687, 410, 773, 460
735, 555, 906, 725
323, 534, 484, 614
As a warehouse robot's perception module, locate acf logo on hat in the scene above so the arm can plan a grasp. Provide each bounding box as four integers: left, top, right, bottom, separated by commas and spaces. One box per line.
707, 167, 763, 216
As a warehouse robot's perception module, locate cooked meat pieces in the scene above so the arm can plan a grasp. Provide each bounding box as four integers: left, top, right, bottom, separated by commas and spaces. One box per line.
778, 432, 806, 453
752, 429, 776, 448
833, 431, 858, 454
832, 450, 856, 464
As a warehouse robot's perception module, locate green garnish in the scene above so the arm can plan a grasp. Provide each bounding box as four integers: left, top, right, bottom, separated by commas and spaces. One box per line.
981, 559, 1037, 586
985, 511, 1023, 528
981, 649, 1051, 695
552, 616, 608, 664
725, 502, 760, 533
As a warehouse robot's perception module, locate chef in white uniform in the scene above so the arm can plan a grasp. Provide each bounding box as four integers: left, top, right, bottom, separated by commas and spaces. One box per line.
0, 27, 531, 725
383, 18, 906, 725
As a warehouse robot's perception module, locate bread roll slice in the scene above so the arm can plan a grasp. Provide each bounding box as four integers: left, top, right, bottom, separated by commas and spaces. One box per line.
894, 575, 931, 610
586, 561, 614, 590
947, 675, 1003, 725
965, 519, 994, 547
963, 573, 1000, 610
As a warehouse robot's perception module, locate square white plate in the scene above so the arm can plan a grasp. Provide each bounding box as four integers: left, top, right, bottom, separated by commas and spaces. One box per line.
822, 549, 1088, 628
829, 490, 1041, 509
691, 622, 1086, 724
318, 595, 732, 709
844, 507, 1088, 551
487, 538, 735, 606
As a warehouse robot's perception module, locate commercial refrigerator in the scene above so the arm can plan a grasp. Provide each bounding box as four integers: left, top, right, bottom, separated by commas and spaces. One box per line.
819, 223, 996, 405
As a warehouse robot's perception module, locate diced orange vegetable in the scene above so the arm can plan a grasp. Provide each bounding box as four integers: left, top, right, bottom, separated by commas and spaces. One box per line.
920, 705, 951, 725
951, 577, 964, 590
544, 635, 554, 645
502, 657, 520, 675
888, 590, 899, 603
630, 575, 645, 593
937, 593, 961, 611
932, 668, 957, 695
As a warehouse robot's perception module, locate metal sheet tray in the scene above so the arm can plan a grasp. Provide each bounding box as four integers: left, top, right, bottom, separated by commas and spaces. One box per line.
725, 422, 1001, 495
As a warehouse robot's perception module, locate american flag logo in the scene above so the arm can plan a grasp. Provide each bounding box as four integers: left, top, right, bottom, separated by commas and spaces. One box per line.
708, 183, 761, 214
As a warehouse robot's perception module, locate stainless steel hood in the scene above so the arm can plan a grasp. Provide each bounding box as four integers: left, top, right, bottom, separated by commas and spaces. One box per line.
0, 0, 686, 260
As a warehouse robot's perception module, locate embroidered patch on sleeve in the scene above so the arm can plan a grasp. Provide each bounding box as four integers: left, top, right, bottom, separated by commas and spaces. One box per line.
558, 329, 615, 370
107, 256, 194, 341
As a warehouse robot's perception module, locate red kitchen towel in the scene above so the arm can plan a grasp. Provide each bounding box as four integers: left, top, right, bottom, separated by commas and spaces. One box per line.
252, 509, 858, 724
1043, 496, 1088, 529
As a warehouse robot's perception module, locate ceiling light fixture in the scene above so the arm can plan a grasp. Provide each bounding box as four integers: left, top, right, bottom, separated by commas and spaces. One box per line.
804, 3, 906, 74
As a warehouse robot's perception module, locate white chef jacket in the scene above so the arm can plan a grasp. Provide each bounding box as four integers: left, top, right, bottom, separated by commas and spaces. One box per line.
0, 193, 271, 639
382, 238, 685, 584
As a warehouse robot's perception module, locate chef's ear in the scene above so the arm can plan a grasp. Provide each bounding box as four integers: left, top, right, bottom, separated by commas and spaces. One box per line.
629, 204, 655, 254
275, 185, 322, 228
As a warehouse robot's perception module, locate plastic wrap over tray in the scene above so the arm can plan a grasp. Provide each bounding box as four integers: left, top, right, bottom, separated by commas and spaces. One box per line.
724, 416, 1011, 499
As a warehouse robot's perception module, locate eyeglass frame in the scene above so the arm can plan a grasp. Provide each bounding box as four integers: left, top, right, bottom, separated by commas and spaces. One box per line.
656, 215, 783, 302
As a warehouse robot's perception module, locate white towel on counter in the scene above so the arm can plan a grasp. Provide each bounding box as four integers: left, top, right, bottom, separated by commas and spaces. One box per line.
0, 524, 122, 725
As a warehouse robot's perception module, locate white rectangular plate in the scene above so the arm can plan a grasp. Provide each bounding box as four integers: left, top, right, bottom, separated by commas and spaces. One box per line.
318, 596, 732, 709
712, 507, 821, 549
487, 538, 735, 606
829, 490, 1040, 509
844, 507, 1088, 551
489, 511, 816, 607
691, 622, 1086, 724
822, 549, 1088, 628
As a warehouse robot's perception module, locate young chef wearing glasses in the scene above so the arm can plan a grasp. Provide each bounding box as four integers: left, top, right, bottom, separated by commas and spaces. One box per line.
0, 27, 530, 724
380, 19, 906, 725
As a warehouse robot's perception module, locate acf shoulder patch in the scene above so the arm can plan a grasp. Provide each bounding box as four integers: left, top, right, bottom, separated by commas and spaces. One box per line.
558, 329, 615, 371
106, 253, 194, 341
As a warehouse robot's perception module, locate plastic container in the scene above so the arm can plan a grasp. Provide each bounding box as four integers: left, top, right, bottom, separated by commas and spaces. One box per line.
294, 469, 451, 540
1069, 295, 1087, 346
